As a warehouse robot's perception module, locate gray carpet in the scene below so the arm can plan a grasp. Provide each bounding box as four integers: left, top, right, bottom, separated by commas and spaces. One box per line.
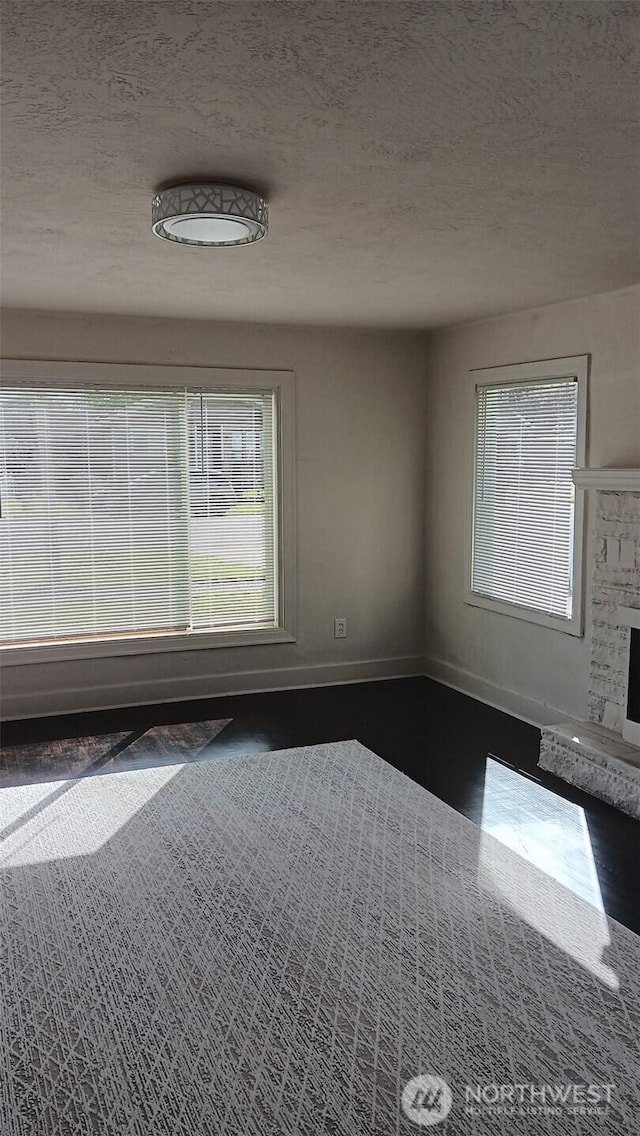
1, 740, 638, 1135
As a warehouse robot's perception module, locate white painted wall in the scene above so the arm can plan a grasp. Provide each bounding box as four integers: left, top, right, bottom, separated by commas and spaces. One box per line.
0, 310, 428, 717
424, 285, 640, 726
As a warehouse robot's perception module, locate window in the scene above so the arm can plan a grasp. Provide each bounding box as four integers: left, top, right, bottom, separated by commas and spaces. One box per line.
467, 356, 587, 635
0, 361, 295, 660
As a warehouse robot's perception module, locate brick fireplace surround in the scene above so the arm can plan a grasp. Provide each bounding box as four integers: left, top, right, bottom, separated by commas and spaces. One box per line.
539, 470, 640, 819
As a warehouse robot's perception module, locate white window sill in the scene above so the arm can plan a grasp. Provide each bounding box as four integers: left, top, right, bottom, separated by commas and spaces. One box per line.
0, 625, 296, 666
465, 592, 583, 637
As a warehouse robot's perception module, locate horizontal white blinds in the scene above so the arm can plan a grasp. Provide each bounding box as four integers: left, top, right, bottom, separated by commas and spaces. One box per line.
472, 377, 578, 619
0, 384, 278, 646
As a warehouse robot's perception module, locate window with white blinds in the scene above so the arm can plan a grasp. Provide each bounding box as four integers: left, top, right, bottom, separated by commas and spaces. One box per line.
470, 363, 586, 632
0, 383, 279, 648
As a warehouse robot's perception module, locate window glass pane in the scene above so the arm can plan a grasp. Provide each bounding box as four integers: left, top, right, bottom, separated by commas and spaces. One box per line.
187, 392, 277, 631
472, 378, 578, 619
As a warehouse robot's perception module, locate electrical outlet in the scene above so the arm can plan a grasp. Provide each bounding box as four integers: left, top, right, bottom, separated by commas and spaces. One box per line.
334, 617, 347, 639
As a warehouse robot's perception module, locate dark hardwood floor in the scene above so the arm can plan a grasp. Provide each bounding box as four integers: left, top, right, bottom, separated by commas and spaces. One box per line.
2, 676, 638, 934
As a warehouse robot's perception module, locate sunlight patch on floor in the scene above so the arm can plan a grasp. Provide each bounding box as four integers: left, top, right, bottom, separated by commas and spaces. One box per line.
0, 762, 184, 867
478, 758, 618, 989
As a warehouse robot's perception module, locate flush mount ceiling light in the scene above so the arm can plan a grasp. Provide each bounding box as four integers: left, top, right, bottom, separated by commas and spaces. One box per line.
151, 183, 268, 247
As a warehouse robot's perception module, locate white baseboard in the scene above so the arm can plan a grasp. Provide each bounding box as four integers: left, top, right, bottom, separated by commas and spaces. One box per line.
1, 656, 424, 720
422, 655, 563, 729
2, 652, 565, 728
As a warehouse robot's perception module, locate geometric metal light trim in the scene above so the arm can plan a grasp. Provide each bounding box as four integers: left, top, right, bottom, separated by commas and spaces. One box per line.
151, 183, 268, 247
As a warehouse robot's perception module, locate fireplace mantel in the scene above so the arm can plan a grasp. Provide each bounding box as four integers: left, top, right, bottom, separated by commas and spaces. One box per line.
573, 468, 640, 491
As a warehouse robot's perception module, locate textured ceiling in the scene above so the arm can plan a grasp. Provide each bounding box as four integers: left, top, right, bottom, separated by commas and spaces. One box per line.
1, 0, 639, 328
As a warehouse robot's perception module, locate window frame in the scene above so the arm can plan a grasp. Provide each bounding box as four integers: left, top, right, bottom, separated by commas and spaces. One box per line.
0, 359, 297, 664
465, 355, 589, 637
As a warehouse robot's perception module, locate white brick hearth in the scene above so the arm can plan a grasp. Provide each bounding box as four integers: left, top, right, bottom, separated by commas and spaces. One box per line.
540, 721, 640, 818
538, 472, 640, 819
